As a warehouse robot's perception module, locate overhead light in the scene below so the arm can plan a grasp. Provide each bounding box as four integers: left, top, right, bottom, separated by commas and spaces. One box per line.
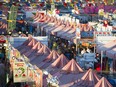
4, 43, 7, 47
18, 31, 22, 34
8, 31, 12, 35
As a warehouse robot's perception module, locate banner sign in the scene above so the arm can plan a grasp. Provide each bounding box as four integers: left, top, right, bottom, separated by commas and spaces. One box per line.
8, 5, 18, 31
13, 62, 28, 83
76, 28, 80, 39
81, 31, 94, 39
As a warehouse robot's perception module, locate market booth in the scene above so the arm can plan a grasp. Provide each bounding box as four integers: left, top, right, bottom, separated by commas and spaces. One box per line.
106, 48, 116, 73
96, 39, 116, 74
32, 12, 94, 43
9, 35, 113, 87
6, 41, 43, 87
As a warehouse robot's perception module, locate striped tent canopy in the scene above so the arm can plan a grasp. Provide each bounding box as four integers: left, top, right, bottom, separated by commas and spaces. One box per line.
0, 20, 7, 34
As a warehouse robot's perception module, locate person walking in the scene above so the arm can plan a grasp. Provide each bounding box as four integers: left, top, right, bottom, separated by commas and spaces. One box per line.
0, 59, 6, 87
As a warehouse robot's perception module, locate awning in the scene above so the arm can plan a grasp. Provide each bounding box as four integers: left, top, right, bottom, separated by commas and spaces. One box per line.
106, 48, 116, 59
96, 40, 116, 54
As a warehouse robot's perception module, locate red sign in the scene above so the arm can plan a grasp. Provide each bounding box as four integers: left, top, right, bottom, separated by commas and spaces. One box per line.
0, 36, 6, 43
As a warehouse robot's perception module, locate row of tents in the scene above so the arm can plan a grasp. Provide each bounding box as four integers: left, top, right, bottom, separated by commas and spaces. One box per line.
14, 36, 113, 87
30, 11, 116, 44
31, 12, 94, 43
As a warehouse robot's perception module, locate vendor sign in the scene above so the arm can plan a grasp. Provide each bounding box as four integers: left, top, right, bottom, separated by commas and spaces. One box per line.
81, 31, 94, 39
13, 62, 28, 83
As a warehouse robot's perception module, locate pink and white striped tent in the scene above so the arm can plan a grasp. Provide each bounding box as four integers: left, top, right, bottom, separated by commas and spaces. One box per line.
42, 54, 69, 87
46, 54, 69, 75
51, 54, 69, 69
19, 38, 35, 52
29, 45, 51, 63
56, 25, 72, 37
106, 48, 116, 59
41, 19, 58, 33
50, 20, 70, 36
44, 20, 62, 34
38, 50, 59, 69
61, 26, 76, 41
96, 40, 116, 54
29, 45, 51, 61
36, 44, 51, 56
62, 59, 83, 74
32, 13, 94, 43
24, 41, 43, 57
71, 69, 100, 87
20, 38, 37, 54
52, 59, 84, 87
38, 16, 56, 28
16, 36, 33, 50
95, 77, 112, 87
51, 24, 66, 35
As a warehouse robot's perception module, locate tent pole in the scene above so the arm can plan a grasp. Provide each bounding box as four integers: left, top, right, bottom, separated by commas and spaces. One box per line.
101, 51, 103, 74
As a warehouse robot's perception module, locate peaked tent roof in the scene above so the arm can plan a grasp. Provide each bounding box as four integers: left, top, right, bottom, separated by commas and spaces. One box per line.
51, 54, 69, 68
27, 38, 34, 46
16, 36, 33, 50
73, 69, 100, 87
31, 39, 37, 47
32, 41, 43, 50
32, 42, 39, 50
62, 59, 83, 73
44, 50, 59, 62
37, 44, 51, 55
95, 77, 112, 87
22, 36, 33, 46
27, 38, 38, 47
37, 42, 43, 50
